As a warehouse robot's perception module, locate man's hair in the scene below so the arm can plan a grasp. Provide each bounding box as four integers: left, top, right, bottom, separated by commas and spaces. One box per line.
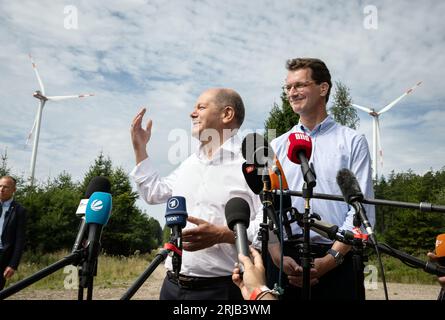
0, 175, 17, 186
286, 57, 332, 103
213, 89, 245, 127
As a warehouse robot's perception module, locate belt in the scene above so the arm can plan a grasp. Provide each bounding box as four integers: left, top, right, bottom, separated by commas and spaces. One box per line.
166, 271, 233, 290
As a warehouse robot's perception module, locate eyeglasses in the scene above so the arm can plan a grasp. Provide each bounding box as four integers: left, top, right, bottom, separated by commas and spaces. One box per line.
283, 80, 315, 93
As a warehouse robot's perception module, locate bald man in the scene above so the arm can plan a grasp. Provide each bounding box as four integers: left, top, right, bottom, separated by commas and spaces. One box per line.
130, 88, 263, 300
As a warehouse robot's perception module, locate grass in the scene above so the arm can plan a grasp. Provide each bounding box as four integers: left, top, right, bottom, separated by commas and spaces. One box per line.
5, 248, 439, 292
5, 249, 160, 290
366, 253, 438, 285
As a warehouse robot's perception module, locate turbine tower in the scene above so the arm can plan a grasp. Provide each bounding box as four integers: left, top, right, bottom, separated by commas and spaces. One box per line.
352, 81, 422, 181
27, 54, 94, 186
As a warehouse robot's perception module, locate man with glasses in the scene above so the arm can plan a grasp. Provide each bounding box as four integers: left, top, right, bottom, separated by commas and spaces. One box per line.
268, 58, 375, 300
0, 176, 27, 290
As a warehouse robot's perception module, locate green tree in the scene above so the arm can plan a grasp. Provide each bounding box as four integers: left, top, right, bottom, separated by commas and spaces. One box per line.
79, 152, 113, 195
162, 225, 171, 244
0, 148, 10, 177
374, 169, 445, 254
81, 154, 162, 255
16, 172, 81, 252
329, 81, 359, 129
264, 90, 299, 141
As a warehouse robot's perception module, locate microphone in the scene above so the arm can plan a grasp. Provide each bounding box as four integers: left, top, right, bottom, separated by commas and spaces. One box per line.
241, 133, 274, 168
76, 176, 112, 216
72, 176, 111, 252
242, 162, 263, 194
436, 234, 445, 266
165, 196, 188, 276
287, 132, 316, 188
225, 197, 250, 257
336, 168, 376, 243
269, 156, 289, 191
81, 190, 112, 287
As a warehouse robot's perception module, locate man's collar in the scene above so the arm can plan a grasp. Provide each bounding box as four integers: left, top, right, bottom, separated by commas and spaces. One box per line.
296, 115, 335, 136
1, 198, 13, 206
197, 132, 241, 160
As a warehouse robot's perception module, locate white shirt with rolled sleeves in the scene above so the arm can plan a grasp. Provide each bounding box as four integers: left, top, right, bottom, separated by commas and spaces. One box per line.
130, 134, 263, 277
270, 116, 375, 244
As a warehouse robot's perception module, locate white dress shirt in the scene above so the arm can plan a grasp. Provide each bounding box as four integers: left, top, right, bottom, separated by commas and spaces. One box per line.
270, 116, 375, 244
130, 134, 263, 277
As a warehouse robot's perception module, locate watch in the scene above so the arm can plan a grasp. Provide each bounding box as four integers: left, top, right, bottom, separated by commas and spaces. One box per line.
327, 248, 344, 266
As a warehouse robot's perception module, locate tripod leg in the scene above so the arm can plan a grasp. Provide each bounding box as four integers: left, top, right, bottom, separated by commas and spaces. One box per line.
77, 267, 84, 300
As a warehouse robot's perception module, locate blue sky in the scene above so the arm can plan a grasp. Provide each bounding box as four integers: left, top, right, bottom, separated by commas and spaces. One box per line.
1, 0, 444, 226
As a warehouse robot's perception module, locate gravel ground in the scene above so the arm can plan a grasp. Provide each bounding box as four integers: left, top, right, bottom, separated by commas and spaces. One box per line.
4, 265, 442, 300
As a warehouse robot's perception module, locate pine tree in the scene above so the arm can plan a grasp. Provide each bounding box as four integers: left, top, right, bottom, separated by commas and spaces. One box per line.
329, 81, 359, 129
264, 90, 300, 141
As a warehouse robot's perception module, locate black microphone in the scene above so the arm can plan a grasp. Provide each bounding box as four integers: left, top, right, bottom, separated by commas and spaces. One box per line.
336, 168, 376, 243
241, 162, 263, 194
73, 177, 111, 252
241, 133, 274, 168
165, 196, 188, 276
225, 197, 250, 257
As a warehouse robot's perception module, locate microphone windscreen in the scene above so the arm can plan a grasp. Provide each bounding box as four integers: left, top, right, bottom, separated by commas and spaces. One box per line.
336, 168, 364, 203
269, 156, 289, 190
165, 196, 188, 228
85, 176, 111, 198
225, 197, 250, 230
241, 133, 274, 167
287, 132, 312, 164
85, 192, 112, 225
436, 234, 445, 259
242, 163, 263, 194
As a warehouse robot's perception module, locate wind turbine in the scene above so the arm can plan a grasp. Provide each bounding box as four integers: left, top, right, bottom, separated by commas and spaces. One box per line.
27, 54, 94, 186
352, 81, 422, 181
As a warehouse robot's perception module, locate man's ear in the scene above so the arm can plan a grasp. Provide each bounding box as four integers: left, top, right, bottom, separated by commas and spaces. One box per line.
320, 82, 329, 98
222, 105, 235, 124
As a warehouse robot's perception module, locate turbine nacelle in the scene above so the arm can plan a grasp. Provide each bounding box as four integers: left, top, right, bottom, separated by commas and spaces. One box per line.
32, 90, 48, 101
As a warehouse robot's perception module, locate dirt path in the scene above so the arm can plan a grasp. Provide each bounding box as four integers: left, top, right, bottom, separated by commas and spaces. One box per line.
5, 265, 442, 300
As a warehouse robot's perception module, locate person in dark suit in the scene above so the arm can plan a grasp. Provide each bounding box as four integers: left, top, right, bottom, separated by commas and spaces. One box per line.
0, 176, 26, 290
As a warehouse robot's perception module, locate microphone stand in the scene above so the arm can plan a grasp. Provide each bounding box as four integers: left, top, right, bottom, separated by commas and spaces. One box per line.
351, 215, 367, 300
259, 172, 273, 275
295, 150, 316, 301
0, 213, 93, 300
0, 250, 85, 300
275, 190, 445, 214
120, 240, 182, 300
301, 181, 314, 300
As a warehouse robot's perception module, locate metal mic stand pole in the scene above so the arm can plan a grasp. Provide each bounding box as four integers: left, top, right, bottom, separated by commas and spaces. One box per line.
351, 214, 366, 300
301, 182, 313, 301
121, 241, 181, 300
260, 173, 273, 274
0, 250, 84, 300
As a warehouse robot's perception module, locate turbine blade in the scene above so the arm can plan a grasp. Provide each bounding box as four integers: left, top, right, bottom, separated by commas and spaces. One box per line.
25, 106, 40, 146
352, 104, 373, 114
46, 93, 94, 101
378, 81, 422, 115
376, 117, 383, 168
28, 53, 45, 95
